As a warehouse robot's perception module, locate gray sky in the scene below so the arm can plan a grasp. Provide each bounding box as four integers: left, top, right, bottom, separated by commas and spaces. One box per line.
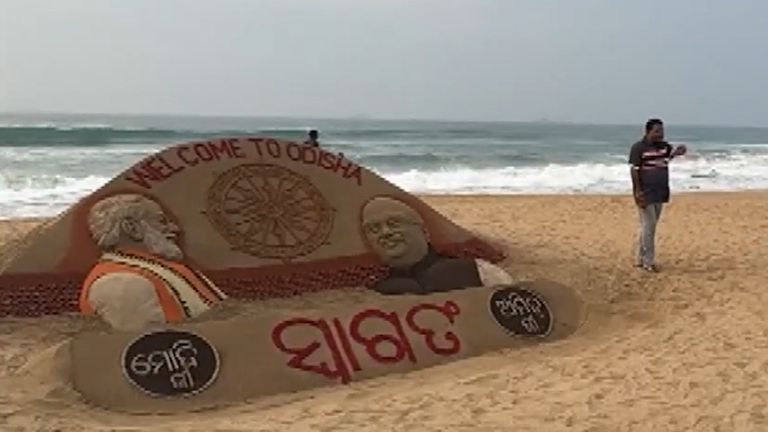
2, 0, 768, 126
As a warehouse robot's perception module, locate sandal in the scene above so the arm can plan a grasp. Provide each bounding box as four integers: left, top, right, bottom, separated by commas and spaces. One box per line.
641, 264, 659, 273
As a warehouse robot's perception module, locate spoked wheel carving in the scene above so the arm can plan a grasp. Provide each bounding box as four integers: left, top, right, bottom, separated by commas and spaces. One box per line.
206, 164, 334, 259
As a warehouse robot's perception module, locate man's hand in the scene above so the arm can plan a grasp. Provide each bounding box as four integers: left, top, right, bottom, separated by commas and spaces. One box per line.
672, 144, 687, 157
634, 190, 646, 208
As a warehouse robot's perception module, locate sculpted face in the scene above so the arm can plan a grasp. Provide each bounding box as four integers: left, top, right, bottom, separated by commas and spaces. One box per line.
132, 201, 183, 261
362, 198, 429, 270
89, 194, 183, 261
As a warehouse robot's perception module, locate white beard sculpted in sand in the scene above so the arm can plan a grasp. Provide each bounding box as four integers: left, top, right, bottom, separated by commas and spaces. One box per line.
140, 223, 183, 261
80, 194, 227, 332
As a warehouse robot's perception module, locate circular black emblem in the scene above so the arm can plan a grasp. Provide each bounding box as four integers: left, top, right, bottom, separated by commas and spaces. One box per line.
489, 285, 553, 337
121, 330, 220, 397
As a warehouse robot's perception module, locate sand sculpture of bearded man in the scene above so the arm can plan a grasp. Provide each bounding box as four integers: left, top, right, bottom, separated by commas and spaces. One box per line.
361, 197, 513, 294
79, 193, 228, 331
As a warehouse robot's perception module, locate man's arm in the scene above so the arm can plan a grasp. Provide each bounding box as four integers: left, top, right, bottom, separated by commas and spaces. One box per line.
628, 143, 645, 207
630, 168, 642, 192
670, 143, 687, 159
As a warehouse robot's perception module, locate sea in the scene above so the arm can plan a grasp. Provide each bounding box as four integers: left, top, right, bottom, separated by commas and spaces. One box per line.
1, 113, 767, 219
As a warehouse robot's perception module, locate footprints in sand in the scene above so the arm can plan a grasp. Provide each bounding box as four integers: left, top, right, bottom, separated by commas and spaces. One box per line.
1, 194, 766, 430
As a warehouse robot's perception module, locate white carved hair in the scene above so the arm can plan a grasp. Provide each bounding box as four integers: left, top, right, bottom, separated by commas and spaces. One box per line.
87, 194, 161, 249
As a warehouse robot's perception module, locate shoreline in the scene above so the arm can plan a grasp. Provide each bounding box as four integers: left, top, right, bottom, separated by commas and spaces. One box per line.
1, 189, 765, 223
418, 189, 768, 199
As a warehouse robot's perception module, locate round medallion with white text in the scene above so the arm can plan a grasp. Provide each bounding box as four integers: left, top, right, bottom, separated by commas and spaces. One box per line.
121, 330, 220, 397
489, 285, 553, 337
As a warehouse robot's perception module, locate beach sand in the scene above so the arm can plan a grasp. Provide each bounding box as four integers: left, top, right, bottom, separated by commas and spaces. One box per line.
1, 191, 767, 431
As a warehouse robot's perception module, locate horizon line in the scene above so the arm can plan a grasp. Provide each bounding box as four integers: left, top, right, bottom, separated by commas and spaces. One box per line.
2, 110, 767, 130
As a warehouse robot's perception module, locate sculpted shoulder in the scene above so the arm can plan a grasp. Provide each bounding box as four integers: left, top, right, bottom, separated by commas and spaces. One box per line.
88, 272, 165, 332
475, 258, 513, 286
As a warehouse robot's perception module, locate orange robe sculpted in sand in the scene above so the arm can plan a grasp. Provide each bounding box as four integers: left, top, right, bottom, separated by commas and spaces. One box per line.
79, 249, 227, 331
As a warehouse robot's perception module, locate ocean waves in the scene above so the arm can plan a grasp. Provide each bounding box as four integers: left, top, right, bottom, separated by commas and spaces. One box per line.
384, 152, 768, 195
0, 124, 188, 147
1, 152, 766, 218
0, 123, 319, 147
0, 174, 109, 218
2, 114, 768, 218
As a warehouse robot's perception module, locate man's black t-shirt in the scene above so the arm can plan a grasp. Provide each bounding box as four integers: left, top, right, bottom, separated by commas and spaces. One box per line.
628, 139, 672, 204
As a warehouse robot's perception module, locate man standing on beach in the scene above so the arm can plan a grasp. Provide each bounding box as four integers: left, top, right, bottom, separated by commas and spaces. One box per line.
628, 118, 687, 272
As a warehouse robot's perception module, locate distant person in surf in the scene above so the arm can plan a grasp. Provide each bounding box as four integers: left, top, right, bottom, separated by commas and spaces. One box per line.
304, 129, 320, 147
628, 118, 688, 272
303, 129, 346, 159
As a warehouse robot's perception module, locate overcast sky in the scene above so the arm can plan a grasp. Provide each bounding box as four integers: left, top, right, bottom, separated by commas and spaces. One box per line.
2, 0, 768, 126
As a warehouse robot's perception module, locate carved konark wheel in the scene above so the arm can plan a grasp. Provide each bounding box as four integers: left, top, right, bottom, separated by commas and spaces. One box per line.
206, 163, 334, 259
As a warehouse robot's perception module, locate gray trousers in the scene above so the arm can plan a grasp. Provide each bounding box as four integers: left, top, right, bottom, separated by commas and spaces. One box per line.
636, 203, 663, 266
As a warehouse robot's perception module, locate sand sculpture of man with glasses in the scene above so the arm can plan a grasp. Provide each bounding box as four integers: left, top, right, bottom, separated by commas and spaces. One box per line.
79, 193, 228, 331
361, 196, 513, 294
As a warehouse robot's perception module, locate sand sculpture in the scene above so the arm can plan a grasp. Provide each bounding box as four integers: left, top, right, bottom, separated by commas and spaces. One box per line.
361, 196, 513, 294
0, 137, 503, 317
80, 193, 229, 331
0, 137, 587, 412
